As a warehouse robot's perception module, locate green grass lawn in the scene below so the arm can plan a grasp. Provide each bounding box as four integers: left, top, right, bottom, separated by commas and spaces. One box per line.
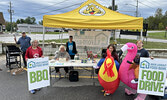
41, 38, 167, 49
112, 39, 167, 49
31, 32, 65, 34
148, 32, 167, 40
39, 39, 69, 43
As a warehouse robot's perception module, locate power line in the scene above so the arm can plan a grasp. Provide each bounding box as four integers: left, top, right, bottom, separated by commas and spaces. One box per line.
32, 2, 83, 16
136, 0, 155, 9
34, 0, 69, 10
144, 0, 160, 6
12, 0, 73, 16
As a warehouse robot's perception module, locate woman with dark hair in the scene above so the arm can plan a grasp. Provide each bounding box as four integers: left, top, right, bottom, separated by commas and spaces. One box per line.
107, 44, 120, 71
93, 44, 120, 74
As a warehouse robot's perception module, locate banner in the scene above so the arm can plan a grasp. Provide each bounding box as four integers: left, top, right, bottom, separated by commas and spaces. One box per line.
69, 31, 111, 47
137, 58, 167, 96
27, 57, 50, 91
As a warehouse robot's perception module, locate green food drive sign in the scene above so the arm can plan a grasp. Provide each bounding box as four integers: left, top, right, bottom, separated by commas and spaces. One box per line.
137, 58, 167, 96
27, 57, 50, 91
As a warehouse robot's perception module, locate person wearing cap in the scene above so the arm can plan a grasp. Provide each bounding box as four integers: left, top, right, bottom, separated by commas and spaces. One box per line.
14, 32, 31, 68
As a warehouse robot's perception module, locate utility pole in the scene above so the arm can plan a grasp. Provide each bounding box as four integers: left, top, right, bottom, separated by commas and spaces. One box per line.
112, 0, 115, 11
8, 1, 14, 34
136, 0, 138, 17
112, 0, 117, 45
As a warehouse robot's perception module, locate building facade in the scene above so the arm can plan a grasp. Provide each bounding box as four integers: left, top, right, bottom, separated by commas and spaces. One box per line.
0, 12, 5, 34
17, 24, 61, 33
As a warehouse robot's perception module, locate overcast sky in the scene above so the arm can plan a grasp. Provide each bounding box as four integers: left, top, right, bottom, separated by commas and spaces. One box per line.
0, 0, 167, 23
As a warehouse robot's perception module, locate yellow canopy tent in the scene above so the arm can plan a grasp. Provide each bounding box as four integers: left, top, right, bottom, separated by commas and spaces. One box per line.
42, 0, 143, 50
43, 0, 143, 30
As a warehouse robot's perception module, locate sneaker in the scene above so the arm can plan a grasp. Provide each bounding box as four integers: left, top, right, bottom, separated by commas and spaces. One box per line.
134, 94, 147, 100
105, 93, 110, 96
131, 79, 138, 84
105, 91, 111, 96
30, 90, 36, 94
0, 68, 2, 71
35, 88, 41, 91
125, 88, 136, 95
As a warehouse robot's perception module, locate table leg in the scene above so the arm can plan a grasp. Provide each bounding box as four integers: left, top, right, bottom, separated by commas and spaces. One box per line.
92, 67, 95, 86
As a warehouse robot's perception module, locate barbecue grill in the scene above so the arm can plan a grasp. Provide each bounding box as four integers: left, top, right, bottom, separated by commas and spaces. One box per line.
6, 45, 22, 70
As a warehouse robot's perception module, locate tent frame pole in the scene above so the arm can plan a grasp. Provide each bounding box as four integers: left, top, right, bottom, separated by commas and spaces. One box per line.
42, 26, 45, 53
140, 29, 143, 40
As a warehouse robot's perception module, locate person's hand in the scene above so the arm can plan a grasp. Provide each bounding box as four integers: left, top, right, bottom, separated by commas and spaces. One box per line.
14, 37, 16, 42
56, 58, 59, 60
41, 56, 44, 58
150, 56, 154, 60
66, 58, 69, 61
26, 58, 28, 61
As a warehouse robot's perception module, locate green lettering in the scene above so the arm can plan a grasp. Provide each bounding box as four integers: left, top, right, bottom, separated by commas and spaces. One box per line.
158, 83, 164, 92
154, 82, 159, 92
146, 71, 152, 80
145, 81, 150, 91
158, 72, 164, 81
36, 70, 42, 82
43, 69, 48, 80
30, 72, 36, 83
152, 71, 157, 81
150, 81, 155, 91
139, 80, 145, 90
141, 70, 147, 79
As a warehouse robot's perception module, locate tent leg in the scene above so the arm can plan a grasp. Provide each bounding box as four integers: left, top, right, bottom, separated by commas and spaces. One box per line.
42, 26, 45, 53
140, 30, 143, 41
61, 29, 64, 44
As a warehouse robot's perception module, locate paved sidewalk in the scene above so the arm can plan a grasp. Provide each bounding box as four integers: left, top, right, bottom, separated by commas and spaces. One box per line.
0, 55, 160, 100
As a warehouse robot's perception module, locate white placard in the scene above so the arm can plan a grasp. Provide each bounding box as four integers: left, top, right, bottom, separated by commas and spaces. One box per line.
27, 57, 50, 91
69, 31, 111, 47
137, 58, 167, 96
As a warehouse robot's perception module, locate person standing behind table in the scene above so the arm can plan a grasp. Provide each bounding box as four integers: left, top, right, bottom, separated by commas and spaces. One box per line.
14, 32, 31, 68
25, 40, 43, 94
66, 36, 77, 70
66, 36, 77, 60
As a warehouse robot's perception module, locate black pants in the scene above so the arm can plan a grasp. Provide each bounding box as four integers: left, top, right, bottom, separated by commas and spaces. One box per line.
70, 55, 75, 59
22, 52, 27, 68
55, 67, 69, 73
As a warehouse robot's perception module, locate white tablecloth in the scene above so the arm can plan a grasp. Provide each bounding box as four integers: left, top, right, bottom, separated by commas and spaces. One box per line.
49, 60, 98, 67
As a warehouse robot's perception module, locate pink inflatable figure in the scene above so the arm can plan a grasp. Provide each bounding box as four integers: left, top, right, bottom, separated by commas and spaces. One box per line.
119, 43, 137, 89
119, 43, 147, 100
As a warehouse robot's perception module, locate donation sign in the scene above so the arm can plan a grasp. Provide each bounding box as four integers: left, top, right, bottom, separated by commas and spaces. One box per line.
69, 31, 111, 47
137, 58, 167, 96
27, 57, 50, 91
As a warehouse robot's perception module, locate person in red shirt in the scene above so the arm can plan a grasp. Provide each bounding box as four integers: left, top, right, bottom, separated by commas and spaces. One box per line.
25, 40, 43, 61
25, 40, 43, 94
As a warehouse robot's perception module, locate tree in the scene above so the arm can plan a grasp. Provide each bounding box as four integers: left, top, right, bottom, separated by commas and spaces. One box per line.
108, 5, 118, 11
25, 16, 36, 24
16, 19, 21, 24
38, 20, 43, 25
155, 8, 163, 18
158, 23, 164, 30
5, 21, 11, 31
5, 21, 17, 32
20, 19, 25, 23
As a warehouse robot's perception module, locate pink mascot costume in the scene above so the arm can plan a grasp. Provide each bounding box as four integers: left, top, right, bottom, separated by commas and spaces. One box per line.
119, 43, 147, 100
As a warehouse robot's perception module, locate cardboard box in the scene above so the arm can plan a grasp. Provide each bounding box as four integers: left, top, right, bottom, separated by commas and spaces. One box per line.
10, 68, 24, 75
